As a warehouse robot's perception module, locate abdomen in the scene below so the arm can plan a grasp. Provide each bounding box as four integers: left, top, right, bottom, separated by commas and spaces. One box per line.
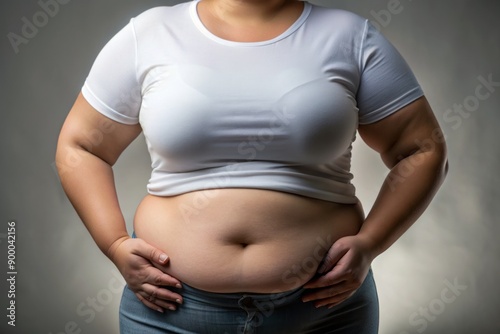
133, 188, 364, 293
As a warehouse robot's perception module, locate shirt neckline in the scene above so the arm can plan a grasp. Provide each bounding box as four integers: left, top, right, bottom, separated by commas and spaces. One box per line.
189, 0, 312, 47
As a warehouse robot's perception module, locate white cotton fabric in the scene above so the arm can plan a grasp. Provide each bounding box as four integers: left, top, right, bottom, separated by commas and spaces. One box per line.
82, 0, 424, 203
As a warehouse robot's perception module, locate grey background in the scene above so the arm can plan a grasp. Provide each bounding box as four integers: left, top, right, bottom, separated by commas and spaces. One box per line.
1, 0, 499, 333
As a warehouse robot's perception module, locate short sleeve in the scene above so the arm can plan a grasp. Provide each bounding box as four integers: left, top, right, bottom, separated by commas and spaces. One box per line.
81, 19, 141, 125
356, 20, 424, 125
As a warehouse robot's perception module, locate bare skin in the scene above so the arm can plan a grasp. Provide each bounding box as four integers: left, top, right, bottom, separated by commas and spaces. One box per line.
55, 0, 448, 314
133, 188, 364, 294
196, 0, 305, 42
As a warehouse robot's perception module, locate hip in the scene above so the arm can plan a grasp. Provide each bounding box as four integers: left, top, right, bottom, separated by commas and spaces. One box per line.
119, 269, 379, 334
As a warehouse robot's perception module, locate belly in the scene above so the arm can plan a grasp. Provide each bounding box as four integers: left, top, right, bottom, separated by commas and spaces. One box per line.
133, 189, 364, 293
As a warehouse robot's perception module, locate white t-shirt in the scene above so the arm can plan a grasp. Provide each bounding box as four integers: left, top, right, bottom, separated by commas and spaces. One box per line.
82, 0, 424, 203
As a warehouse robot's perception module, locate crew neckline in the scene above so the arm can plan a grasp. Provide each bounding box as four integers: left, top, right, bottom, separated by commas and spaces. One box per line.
190, 0, 312, 47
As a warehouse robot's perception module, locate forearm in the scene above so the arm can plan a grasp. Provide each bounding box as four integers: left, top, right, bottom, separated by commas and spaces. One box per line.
55, 144, 130, 259
358, 149, 448, 257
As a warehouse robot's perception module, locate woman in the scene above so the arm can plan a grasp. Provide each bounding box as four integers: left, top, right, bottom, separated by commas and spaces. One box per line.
55, 0, 448, 333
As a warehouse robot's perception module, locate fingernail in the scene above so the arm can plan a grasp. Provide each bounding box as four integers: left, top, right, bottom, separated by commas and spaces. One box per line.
159, 254, 168, 262
157, 308, 164, 313
176, 283, 182, 289
176, 299, 182, 304
168, 306, 176, 311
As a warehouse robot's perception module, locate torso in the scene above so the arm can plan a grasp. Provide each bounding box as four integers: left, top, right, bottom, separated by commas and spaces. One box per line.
134, 1, 364, 294
134, 189, 364, 293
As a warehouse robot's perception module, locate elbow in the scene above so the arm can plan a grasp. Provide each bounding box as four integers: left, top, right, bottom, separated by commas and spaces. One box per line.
443, 157, 449, 177
54, 136, 78, 181
437, 157, 450, 186
440, 156, 449, 184
434, 142, 449, 185
439, 137, 449, 176
55, 131, 92, 181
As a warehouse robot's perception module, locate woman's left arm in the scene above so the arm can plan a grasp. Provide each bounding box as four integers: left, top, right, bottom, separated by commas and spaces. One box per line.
303, 96, 448, 308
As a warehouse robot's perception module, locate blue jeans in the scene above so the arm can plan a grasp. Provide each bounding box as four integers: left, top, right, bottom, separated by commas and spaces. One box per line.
119, 269, 379, 333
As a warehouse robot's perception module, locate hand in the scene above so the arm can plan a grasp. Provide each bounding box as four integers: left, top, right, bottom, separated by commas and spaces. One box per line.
110, 237, 183, 313
302, 234, 376, 308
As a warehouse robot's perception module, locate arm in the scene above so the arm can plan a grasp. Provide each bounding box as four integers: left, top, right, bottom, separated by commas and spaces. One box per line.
303, 96, 448, 307
56, 92, 140, 255
56, 93, 183, 312
356, 96, 448, 255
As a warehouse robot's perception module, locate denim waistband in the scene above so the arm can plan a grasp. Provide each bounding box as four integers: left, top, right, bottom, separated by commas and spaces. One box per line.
175, 282, 304, 310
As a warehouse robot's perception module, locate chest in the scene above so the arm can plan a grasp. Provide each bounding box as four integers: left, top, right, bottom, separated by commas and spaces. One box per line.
138, 50, 359, 169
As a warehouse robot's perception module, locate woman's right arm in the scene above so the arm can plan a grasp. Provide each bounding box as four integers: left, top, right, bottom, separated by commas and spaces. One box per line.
56, 93, 183, 312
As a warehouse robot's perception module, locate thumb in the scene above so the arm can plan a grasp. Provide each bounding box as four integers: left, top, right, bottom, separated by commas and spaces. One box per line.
135, 238, 169, 265
317, 241, 348, 274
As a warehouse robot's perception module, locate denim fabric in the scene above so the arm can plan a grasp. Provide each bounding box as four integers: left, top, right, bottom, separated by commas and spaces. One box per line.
119, 269, 378, 333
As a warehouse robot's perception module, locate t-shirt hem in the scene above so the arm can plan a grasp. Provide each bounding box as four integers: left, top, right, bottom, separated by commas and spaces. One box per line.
146, 166, 358, 204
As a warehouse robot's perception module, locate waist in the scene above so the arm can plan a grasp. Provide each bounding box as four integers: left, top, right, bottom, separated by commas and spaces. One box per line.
133, 188, 364, 293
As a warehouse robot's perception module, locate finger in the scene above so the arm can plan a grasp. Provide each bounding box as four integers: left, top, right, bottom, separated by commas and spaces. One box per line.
302, 288, 356, 307
144, 265, 183, 288
317, 242, 348, 274
318, 290, 356, 309
304, 266, 347, 289
136, 289, 181, 311
302, 282, 352, 303
133, 238, 171, 266
135, 292, 169, 313
141, 283, 183, 305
